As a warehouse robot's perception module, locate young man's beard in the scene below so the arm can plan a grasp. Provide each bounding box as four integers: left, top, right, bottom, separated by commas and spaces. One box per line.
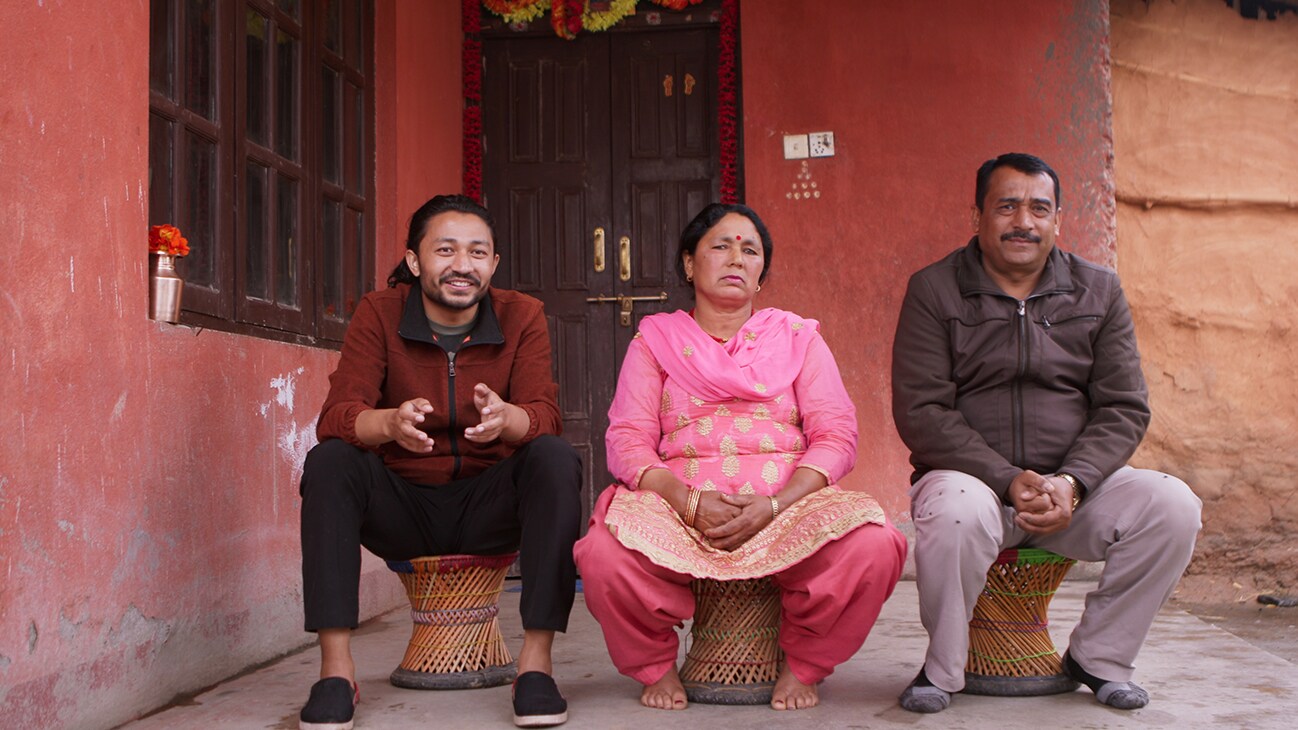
423, 272, 486, 311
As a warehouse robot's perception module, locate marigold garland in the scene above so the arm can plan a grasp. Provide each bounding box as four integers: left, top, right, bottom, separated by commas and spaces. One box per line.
550, 0, 585, 39
717, 0, 738, 203
482, 0, 550, 24
647, 0, 704, 10
463, 0, 484, 200
583, 0, 638, 32
481, 0, 708, 40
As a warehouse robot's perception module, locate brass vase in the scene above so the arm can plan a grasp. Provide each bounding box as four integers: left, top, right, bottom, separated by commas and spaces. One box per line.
149, 253, 184, 323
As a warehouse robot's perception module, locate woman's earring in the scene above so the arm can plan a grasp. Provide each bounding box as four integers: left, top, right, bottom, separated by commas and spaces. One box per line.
756, 284, 762, 292
686, 275, 693, 283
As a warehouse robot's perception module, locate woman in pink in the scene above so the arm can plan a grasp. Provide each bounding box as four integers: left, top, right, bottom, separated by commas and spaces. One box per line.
574, 203, 907, 711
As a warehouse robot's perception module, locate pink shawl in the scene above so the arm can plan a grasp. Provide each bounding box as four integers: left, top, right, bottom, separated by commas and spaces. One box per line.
636, 308, 819, 403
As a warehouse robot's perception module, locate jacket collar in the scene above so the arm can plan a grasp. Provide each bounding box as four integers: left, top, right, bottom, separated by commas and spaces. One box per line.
956, 236, 1075, 299
397, 284, 506, 347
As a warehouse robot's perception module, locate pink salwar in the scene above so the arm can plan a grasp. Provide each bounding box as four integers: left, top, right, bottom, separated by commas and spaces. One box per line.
576, 487, 907, 685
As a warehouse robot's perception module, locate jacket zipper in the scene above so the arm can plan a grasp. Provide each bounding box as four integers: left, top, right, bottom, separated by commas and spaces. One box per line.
446, 351, 461, 478
1013, 299, 1027, 466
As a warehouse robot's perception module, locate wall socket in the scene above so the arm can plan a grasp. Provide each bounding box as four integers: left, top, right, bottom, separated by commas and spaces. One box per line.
809, 131, 835, 158
783, 134, 809, 160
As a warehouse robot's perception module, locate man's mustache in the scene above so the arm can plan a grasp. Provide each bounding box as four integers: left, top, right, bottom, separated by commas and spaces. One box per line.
1001, 231, 1041, 243
439, 272, 481, 286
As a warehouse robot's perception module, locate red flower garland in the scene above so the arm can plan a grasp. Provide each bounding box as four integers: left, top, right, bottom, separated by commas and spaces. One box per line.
648, 0, 704, 9
717, 0, 738, 203
462, 0, 484, 201
550, 0, 584, 40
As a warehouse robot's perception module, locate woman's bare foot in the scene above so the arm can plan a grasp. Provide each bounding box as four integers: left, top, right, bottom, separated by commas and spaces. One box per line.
641, 665, 688, 710
770, 665, 819, 710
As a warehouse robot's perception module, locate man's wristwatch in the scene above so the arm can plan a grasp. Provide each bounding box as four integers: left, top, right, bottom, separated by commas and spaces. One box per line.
1055, 472, 1084, 510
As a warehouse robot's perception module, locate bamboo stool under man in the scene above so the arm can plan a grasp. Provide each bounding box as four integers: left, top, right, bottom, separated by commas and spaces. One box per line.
964, 547, 1081, 696
385, 553, 519, 690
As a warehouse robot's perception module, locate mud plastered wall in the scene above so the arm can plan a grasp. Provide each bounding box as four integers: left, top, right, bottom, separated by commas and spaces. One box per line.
1113, 0, 1298, 588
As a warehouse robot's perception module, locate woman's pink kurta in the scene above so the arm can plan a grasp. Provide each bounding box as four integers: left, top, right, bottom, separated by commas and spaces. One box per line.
575, 309, 907, 685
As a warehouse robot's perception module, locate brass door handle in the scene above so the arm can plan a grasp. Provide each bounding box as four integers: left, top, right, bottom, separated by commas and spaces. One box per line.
585, 292, 669, 327
619, 236, 631, 282
593, 227, 605, 272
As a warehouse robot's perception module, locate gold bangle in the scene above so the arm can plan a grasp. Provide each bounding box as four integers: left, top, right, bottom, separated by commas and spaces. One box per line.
769, 496, 780, 520
685, 487, 702, 528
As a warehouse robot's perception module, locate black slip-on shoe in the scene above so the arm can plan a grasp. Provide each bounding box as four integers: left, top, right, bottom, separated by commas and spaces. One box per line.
512, 671, 568, 727
299, 677, 358, 730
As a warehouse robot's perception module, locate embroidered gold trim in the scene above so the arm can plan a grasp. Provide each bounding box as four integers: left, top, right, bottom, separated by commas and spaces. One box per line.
603, 487, 886, 580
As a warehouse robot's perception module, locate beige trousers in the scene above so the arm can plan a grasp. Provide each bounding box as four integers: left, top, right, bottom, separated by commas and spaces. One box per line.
910, 466, 1202, 692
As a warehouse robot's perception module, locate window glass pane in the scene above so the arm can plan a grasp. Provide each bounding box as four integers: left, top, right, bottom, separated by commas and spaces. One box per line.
149, 0, 174, 97
322, 200, 342, 320
348, 83, 363, 193
246, 162, 269, 300
276, 175, 299, 307
275, 29, 298, 160
346, 0, 362, 71
246, 10, 269, 147
322, 66, 340, 184
184, 131, 218, 288
326, 0, 341, 54
184, 0, 216, 120
148, 113, 174, 227
276, 0, 299, 21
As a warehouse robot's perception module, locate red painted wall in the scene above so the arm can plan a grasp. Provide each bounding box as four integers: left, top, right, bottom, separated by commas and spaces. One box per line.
1, 0, 1112, 725
0, 2, 461, 727
739, 0, 1115, 516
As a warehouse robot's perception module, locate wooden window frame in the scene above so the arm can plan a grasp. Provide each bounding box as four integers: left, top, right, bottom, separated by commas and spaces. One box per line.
148, 0, 374, 347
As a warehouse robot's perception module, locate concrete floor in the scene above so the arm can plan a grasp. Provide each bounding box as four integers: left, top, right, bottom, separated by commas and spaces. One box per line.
122, 581, 1298, 730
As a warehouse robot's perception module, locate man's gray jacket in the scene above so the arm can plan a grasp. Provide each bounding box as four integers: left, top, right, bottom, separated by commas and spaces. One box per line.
891, 237, 1150, 498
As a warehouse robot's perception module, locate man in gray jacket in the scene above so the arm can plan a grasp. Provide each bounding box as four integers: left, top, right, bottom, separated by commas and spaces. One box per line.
891, 153, 1201, 713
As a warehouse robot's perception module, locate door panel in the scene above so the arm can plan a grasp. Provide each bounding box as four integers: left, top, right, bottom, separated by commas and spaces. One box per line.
612, 29, 719, 366
484, 26, 719, 531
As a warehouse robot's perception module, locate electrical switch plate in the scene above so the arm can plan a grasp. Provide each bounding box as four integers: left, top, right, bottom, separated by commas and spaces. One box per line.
809, 131, 835, 157
783, 134, 809, 160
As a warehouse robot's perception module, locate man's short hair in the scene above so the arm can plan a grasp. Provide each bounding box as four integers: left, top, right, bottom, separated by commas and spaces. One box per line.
974, 153, 1061, 212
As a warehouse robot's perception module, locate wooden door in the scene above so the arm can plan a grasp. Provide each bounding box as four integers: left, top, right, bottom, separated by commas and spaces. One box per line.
484, 25, 720, 529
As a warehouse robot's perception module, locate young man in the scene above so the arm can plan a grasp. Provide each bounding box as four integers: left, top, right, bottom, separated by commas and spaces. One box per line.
891, 153, 1201, 713
298, 195, 581, 729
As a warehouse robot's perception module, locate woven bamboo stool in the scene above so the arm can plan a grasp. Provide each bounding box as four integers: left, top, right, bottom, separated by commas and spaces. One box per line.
964, 547, 1080, 696
680, 577, 783, 705
385, 553, 518, 690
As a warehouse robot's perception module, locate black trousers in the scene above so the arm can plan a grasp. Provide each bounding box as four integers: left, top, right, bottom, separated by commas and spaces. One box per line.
300, 435, 582, 633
